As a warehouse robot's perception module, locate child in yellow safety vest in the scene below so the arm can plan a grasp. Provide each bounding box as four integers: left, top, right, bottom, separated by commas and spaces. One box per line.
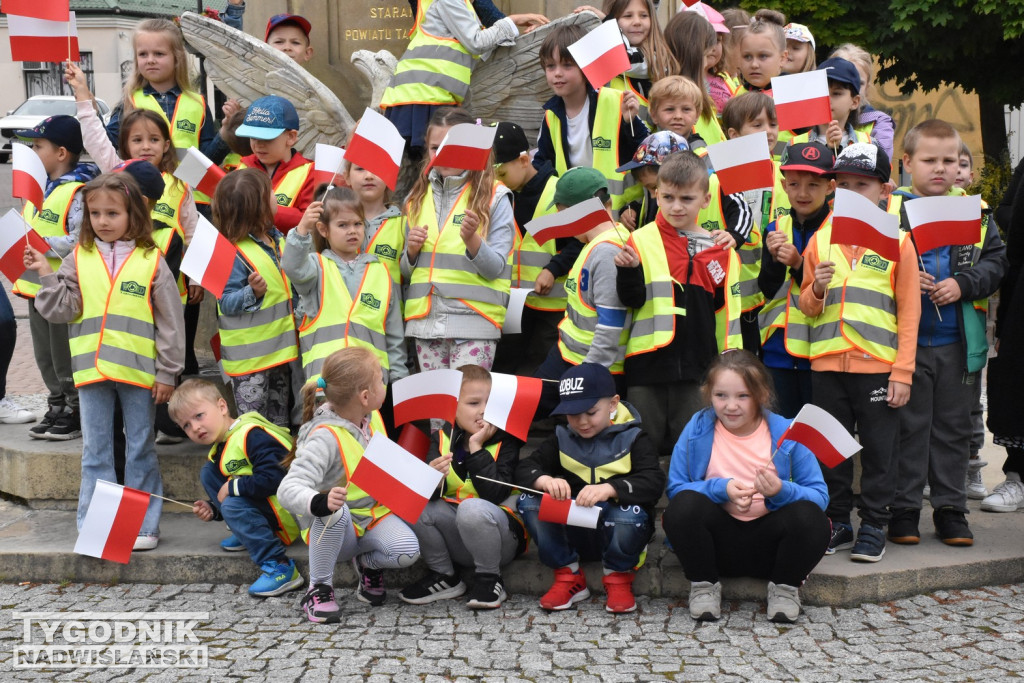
399, 365, 526, 609
786, 58, 874, 153
12, 115, 99, 440
343, 160, 404, 285
169, 379, 303, 598
211, 169, 299, 428
26, 172, 185, 551
402, 107, 516, 374
278, 348, 421, 622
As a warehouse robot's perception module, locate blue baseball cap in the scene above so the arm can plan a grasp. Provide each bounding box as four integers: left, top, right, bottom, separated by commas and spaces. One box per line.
550, 363, 617, 416
819, 57, 861, 94
16, 115, 83, 155
236, 96, 300, 140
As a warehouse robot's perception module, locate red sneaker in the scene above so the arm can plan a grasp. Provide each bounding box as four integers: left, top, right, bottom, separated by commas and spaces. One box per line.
602, 571, 637, 613
539, 567, 590, 611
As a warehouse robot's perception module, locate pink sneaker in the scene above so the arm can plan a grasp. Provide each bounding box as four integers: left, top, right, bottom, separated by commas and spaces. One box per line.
301, 583, 340, 623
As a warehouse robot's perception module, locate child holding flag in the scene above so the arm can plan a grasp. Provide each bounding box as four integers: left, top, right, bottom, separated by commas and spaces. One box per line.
515, 363, 664, 614
277, 348, 420, 622
661, 350, 829, 623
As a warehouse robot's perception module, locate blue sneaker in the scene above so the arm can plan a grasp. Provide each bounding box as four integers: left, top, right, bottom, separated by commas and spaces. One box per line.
850, 524, 886, 563
249, 559, 304, 597
220, 535, 245, 552
825, 522, 854, 555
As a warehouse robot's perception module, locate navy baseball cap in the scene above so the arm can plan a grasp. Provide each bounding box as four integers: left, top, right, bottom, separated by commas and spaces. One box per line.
236, 96, 300, 140
16, 115, 83, 155
780, 141, 835, 176
112, 159, 165, 200
819, 57, 861, 93
265, 13, 311, 41
550, 363, 617, 416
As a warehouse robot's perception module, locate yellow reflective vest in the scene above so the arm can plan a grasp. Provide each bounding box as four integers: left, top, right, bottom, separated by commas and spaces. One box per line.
213, 413, 301, 545
365, 213, 406, 284
68, 245, 160, 388
511, 175, 567, 311
131, 89, 208, 203
151, 173, 188, 304
297, 254, 393, 383
238, 160, 313, 209
13, 182, 82, 298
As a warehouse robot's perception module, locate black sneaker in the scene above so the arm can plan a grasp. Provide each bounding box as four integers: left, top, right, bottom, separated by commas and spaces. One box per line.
825, 521, 854, 555
29, 406, 63, 440
353, 558, 386, 606
45, 409, 81, 441
399, 571, 466, 605
850, 524, 886, 562
466, 573, 507, 610
887, 508, 921, 544
933, 507, 974, 546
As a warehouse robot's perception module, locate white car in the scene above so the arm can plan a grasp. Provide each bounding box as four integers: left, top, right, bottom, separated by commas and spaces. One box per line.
0, 95, 110, 163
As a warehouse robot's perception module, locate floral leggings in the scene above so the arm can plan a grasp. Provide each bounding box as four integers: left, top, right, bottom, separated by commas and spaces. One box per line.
414, 338, 497, 372
230, 364, 291, 427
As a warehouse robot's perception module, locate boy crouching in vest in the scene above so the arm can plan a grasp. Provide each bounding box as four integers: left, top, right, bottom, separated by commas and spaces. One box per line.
170, 379, 303, 597
615, 151, 743, 454
797, 142, 921, 563
399, 365, 526, 609
515, 363, 665, 614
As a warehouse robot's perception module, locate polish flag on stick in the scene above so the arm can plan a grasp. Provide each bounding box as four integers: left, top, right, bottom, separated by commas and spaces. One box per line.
344, 108, 406, 191
523, 197, 608, 245
778, 404, 861, 469
567, 18, 630, 89
173, 147, 226, 197
483, 373, 543, 441
705, 131, 774, 195
392, 369, 464, 426
73, 480, 150, 564
0, 209, 50, 282
12, 143, 47, 211
905, 195, 982, 254
313, 143, 347, 187
179, 216, 238, 298
397, 423, 431, 462
538, 494, 602, 529
426, 123, 497, 173
1, 0, 69, 21
8, 11, 79, 62
350, 434, 445, 524
771, 70, 831, 131
831, 188, 901, 262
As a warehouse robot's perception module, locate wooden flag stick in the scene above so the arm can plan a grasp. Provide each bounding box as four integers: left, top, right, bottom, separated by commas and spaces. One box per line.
98, 480, 193, 510
917, 253, 943, 322
19, 199, 30, 246
319, 156, 347, 203
474, 474, 544, 497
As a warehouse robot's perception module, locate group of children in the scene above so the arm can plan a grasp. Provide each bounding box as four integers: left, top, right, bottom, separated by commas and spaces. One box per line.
7, 2, 1011, 625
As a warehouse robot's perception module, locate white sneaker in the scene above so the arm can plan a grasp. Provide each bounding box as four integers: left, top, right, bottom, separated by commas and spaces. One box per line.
133, 535, 159, 551
0, 397, 35, 424
980, 472, 1024, 512
767, 582, 801, 623
966, 459, 988, 500
688, 581, 722, 621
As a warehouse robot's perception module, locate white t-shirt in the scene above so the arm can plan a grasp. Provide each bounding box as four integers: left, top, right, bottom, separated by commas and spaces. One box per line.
566, 98, 593, 169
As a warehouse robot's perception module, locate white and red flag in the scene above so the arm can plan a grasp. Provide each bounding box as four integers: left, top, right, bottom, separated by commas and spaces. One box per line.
350, 434, 445, 524
12, 142, 47, 211
313, 143, 347, 187
396, 423, 431, 462
73, 480, 150, 564
1, 0, 68, 20
523, 197, 608, 245
501, 287, 531, 334
567, 18, 630, 90
904, 194, 982, 254
0, 208, 50, 283
173, 147, 225, 197
426, 123, 496, 173
706, 131, 774, 195
179, 215, 238, 298
771, 70, 831, 131
344, 108, 406, 191
483, 373, 543, 441
7, 10, 79, 62
778, 404, 861, 469
538, 494, 602, 529
831, 188, 901, 262
392, 369, 464, 426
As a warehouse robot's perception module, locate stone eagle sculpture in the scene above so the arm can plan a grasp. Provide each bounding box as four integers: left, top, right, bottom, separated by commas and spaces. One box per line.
179, 10, 600, 159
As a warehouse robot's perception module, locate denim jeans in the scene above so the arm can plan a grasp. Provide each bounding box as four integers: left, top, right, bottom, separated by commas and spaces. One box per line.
78, 382, 162, 535
200, 462, 287, 567
517, 493, 653, 572
0, 289, 14, 400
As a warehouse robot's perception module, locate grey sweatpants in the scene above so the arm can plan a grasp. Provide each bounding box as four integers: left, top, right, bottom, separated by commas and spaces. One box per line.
412, 498, 520, 576
28, 299, 77, 409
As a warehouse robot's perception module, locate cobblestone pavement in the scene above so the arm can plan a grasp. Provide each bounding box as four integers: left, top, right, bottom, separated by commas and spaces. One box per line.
1, 581, 1022, 681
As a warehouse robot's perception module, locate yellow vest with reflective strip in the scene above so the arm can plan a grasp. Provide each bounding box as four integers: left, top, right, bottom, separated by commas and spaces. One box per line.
238, 160, 313, 209
512, 175, 567, 311
13, 182, 81, 298
557, 224, 631, 373
151, 173, 188, 303
131, 89, 209, 202
365, 213, 406, 284
767, 162, 791, 221
757, 213, 830, 357
404, 183, 511, 328
546, 88, 635, 211
558, 403, 638, 483
297, 254, 393, 383
315, 412, 391, 537
213, 413, 300, 545
217, 236, 297, 376
68, 245, 159, 388
695, 114, 727, 146
437, 429, 523, 517
807, 223, 903, 363
380, 0, 478, 108
221, 152, 242, 173
608, 74, 649, 123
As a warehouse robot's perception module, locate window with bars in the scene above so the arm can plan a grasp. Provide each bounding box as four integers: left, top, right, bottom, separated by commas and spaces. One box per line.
23, 52, 94, 98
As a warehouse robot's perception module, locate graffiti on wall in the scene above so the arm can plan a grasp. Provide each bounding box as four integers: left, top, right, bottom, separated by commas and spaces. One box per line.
872, 79, 982, 163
